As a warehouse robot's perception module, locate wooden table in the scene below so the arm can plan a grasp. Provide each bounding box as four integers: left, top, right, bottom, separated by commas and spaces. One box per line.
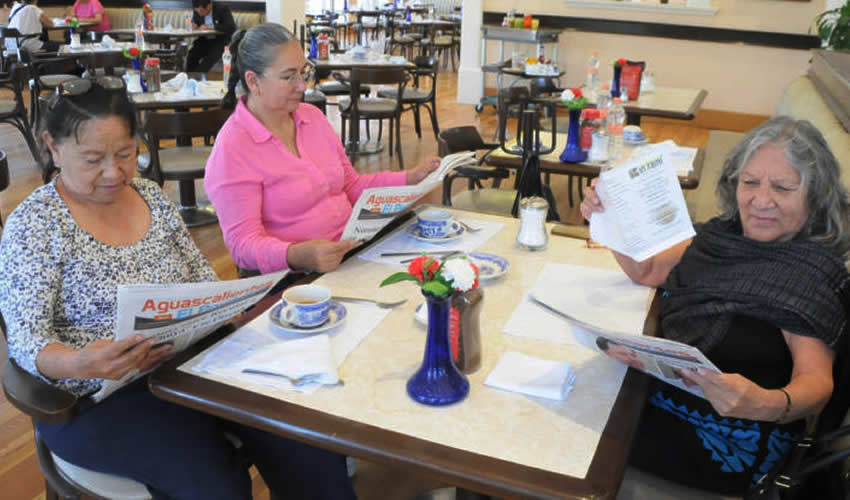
540, 87, 707, 126
310, 54, 411, 158
486, 130, 704, 207
150, 208, 658, 500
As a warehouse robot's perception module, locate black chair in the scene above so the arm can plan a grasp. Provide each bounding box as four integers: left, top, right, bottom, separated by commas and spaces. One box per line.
420, 24, 457, 71
338, 66, 408, 169
2, 309, 155, 499
438, 126, 514, 215
0, 65, 41, 165
385, 16, 415, 60
81, 51, 128, 77
0, 149, 8, 228
138, 108, 232, 228
377, 55, 440, 140
19, 47, 79, 130
0, 27, 31, 72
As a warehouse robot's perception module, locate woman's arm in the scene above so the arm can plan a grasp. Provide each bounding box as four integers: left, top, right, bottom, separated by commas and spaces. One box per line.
682, 331, 834, 422
39, 12, 54, 27
35, 336, 168, 381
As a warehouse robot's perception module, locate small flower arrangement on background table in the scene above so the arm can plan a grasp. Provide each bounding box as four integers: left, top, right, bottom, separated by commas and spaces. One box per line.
142, 3, 154, 30
380, 255, 480, 405
559, 87, 589, 163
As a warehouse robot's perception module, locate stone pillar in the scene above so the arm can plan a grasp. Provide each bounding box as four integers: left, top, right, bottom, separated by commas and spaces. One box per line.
456, 0, 482, 105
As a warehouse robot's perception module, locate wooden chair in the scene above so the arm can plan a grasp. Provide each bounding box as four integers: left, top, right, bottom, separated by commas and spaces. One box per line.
0, 65, 41, 165
1, 309, 155, 500
0, 149, 7, 228
138, 108, 232, 228
377, 55, 440, 140
438, 126, 515, 215
338, 66, 408, 169
19, 47, 79, 130
420, 24, 457, 71
81, 51, 128, 78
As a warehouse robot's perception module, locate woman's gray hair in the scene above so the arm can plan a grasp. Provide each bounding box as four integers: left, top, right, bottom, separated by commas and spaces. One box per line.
222, 23, 297, 109
716, 116, 850, 257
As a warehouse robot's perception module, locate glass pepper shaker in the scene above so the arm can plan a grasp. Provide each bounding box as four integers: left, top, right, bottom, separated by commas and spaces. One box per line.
449, 288, 483, 374
516, 196, 549, 251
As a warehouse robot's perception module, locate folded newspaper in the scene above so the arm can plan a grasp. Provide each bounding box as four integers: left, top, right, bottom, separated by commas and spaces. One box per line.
590, 143, 696, 262
92, 270, 288, 402
340, 151, 477, 241
530, 287, 720, 399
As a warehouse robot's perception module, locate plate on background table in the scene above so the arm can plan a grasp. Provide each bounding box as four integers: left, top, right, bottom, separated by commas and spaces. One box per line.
468, 252, 509, 280
624, 137, 649, 146
269, 301, 347, 335
405, 224, 465, 243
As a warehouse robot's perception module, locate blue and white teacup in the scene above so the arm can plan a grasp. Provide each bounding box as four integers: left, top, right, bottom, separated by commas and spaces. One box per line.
623, 125, 645, 143
417, 209, 462, 238
280, 285, 331, 328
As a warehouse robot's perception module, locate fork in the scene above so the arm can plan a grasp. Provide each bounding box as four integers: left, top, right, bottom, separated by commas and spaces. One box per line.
241, 369, 343, 387
332, 296, 408, 308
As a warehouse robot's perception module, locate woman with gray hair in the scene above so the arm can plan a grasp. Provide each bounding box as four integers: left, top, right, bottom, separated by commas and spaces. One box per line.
580, 116, 850, 495
205, 23, 440, 275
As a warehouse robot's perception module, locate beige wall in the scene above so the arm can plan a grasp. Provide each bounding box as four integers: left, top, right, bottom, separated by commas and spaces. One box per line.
481, 0, 826, 115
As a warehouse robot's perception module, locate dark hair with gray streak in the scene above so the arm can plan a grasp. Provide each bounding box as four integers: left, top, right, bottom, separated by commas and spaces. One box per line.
716, 116, 850, 257
222, 23, 296, 110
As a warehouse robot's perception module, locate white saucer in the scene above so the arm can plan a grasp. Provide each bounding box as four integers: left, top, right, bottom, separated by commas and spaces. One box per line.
269, 301, 347, 335
468, 252, 509, 280
624, 136, 649, 146
405, 223, 465, 243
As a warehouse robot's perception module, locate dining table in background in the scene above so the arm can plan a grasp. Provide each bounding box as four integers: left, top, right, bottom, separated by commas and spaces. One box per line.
105, 28, 222, 48
150, 206, 659, 500
540, 87, 707, 126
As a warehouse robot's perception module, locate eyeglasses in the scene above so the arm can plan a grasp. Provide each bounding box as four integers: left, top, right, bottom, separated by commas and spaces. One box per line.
278, 65, 315, 85
55, 76, 125, 98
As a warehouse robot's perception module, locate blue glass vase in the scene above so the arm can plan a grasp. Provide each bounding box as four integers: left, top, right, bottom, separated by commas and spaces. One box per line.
559, 108, 587, 163
309, 33, 318, 59
611, 65, 622, 99
407, 291, 470, 406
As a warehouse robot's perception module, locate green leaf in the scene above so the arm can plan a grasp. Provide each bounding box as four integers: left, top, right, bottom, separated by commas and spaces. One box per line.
422, 281, 450, 297
379, 273, 420, 287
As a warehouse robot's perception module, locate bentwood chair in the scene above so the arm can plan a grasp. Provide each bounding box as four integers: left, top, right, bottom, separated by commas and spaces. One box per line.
138, 107, 232, 227
338, 66, 408, 169
2, 309, 155, 500
377, 55, 440, 140
438, 126, 514, 215
0, 65, 41, 165
19, 47, 79, 130
0, 149, 8, 228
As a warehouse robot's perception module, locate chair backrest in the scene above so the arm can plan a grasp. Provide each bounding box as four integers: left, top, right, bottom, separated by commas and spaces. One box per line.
497, 86, 530, 147
349, 66, 408, 116
437, 126, 489, 156
529, 77, 563, 98
0, 149, 9, 193
411, 55, 438, 93
82, 52, 128, 76
3, 64, 30, 113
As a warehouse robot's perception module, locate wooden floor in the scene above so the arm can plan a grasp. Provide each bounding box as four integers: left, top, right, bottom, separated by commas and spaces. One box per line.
0, 72, 711, 499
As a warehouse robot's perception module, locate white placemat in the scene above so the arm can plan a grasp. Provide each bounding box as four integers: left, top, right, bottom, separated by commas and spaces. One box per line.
358, 217, 504, 266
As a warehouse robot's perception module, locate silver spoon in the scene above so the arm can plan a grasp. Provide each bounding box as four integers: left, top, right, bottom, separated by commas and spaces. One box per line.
456, 220, 482, 233
331, 296, 408, 308
241, 369, 343, 387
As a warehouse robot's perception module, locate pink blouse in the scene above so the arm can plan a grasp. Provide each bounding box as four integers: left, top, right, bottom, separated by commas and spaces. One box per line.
72, 0, 110, 32
205, 99, 407, 273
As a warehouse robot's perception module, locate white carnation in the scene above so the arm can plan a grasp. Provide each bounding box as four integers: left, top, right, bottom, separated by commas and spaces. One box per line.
442, 259, 477, 292
560, 88, 575, 103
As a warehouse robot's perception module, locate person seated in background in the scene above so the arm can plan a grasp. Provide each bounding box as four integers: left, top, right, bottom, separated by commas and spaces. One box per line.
581, 116, 850, 495
0, 77, 357, 500
5, 0, 59, 52
187, 0, 236, 72
70, 0, 109, 32
205, 23, 440, 275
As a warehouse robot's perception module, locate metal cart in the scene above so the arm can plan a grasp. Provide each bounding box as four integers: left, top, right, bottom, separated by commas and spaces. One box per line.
476, 26, 563, 113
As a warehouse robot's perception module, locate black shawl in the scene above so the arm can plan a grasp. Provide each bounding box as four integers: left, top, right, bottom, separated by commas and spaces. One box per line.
660, 217, 850, 354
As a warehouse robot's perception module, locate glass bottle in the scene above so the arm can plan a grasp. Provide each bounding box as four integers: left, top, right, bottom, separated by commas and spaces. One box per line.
449, 288, 484, 374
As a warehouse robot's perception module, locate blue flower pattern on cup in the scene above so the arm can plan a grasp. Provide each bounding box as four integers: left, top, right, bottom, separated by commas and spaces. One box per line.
280, 299, 329, 327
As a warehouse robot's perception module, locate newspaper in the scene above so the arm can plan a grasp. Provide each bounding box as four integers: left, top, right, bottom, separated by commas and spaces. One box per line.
92, 270, 288, 402
590, 144, 696, 262
530, 292, 719, 399
340, 151, 477, 241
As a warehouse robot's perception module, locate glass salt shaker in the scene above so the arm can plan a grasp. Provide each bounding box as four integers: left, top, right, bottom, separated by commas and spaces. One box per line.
516, 196, 549, 251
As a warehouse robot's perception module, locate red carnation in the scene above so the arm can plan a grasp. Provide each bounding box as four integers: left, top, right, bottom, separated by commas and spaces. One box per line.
571, 88, 583, 98
129, 47, 141, 57
65, 17, 72, 23
617, 58, 627, 67
408, 256, 440, 283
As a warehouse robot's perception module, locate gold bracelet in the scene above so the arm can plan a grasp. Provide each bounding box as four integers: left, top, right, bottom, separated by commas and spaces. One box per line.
778, 388, 792, 422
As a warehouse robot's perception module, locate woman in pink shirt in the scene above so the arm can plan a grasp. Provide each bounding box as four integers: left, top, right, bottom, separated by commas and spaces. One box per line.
205, 23, 440, 274
71, 0, 110, 32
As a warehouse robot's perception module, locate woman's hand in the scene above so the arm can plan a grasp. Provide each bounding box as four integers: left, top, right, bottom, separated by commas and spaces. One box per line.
579, 178, 604, 222
406, 156, 442, 185
287, 239, 361, 273
681, 369, 786, 421
71, 336, 158, 380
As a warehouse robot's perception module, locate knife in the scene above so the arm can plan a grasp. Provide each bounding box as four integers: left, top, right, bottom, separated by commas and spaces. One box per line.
380, 250, 460, 257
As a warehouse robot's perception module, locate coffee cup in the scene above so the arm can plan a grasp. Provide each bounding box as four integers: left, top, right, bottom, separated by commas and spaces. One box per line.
417, 209, 462, 238
279, 285, 331, 328
623, 125, 645, 143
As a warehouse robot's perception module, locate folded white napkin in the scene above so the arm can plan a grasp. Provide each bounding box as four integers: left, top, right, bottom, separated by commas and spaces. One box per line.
484, 351, 576, 401
101, 34, 115, 48
163, 72, 188, 90
233, 334, 340, 393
